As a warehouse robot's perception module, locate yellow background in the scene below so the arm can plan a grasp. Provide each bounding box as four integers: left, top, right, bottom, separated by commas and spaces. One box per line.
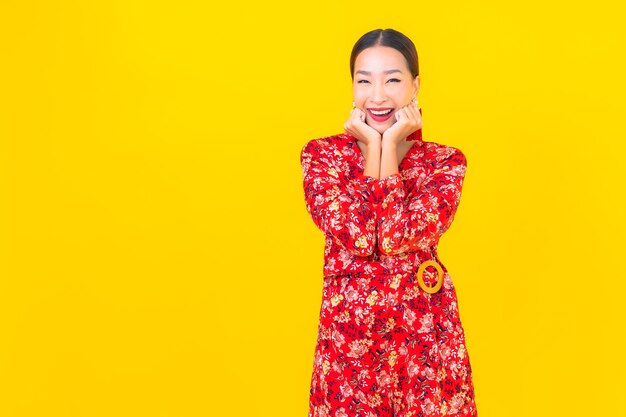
1, 1, 625, 416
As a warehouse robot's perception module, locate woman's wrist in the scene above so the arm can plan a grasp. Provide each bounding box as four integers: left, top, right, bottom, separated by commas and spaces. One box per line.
380, 141, 399, 179
363, 141, 382, 179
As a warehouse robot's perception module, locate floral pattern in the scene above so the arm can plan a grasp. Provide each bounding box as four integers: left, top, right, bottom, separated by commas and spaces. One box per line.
300, 131, 477, 416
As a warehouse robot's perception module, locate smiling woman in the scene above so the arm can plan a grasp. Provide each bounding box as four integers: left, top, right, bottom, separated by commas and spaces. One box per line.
300, 28, 479, 417
351, 35, 420, 135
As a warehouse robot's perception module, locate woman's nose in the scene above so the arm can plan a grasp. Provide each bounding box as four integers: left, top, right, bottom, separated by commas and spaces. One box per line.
372, 83, 387, 103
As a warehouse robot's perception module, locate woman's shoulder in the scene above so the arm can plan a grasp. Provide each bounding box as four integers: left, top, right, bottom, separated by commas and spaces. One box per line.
300, 132, 352, 158
421, 139, 467, 167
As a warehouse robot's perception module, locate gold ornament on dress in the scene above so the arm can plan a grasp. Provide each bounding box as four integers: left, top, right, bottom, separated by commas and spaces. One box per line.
416, 259, 443, 294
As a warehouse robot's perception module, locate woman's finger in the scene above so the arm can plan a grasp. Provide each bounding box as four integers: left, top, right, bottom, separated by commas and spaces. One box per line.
404, 105, 416, 124
395, 107, 403, 121
406, 104, 419, 123
407, 104, 422, 126
413, 106, 424, 128
396, 106, 409, 122
346, 109, 357, 129
355, 108, 366, 123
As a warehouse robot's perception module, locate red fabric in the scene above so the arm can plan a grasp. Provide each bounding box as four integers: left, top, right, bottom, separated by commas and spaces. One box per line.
300, 132, 478, 417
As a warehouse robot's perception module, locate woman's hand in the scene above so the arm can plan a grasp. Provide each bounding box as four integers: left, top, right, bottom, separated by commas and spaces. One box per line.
382, 102, 423, 146
344, 107, 382, 146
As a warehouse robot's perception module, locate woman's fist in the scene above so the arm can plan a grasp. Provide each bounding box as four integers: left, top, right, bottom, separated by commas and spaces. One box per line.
344, 107, 382, 146
382, 103, 423, 146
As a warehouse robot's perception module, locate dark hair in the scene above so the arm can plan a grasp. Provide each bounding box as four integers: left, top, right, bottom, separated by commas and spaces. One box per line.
350, 28, 419, 80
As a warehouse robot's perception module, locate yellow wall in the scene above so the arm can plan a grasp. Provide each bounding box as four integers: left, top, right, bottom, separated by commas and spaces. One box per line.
1, 1, 625, 416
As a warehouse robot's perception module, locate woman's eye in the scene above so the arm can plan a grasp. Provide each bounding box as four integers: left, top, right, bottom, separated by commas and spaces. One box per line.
387, 78, 401, 83
357, 79, 370, 84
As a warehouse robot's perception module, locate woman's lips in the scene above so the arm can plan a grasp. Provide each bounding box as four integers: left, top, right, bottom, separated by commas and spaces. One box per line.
367, 108, 394, 122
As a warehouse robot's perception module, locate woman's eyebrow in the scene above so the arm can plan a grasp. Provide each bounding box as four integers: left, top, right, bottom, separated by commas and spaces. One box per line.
356, 69, 403, 76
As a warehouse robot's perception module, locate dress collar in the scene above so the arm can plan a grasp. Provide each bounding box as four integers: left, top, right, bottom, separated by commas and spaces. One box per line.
406, 129, 423, 143
344, 129, 423, 144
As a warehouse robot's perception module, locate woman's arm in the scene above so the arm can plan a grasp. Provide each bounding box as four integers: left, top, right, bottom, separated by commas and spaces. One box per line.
300, 140, 379, 257
360, 140, 382, 179
374, 147, 468, 255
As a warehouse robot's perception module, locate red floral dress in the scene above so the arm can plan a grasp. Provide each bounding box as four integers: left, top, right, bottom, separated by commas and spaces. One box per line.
300, 130, 478, 417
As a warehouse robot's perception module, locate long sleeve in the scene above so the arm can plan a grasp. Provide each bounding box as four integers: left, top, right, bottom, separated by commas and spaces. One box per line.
300, 140, 379, 257
374, 147, 467, 255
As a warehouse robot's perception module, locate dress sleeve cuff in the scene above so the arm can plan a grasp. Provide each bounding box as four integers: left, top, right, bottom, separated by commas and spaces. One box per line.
347, 173, 379, 202
372, 172, 404, 202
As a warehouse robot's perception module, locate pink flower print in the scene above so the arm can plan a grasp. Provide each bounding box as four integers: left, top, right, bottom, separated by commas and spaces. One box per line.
313, 350, 323, 368
406, 389, 418, 408
407, 359, 420, 378
381, 291, 399, 308
421, 365, 437, 381
402, 285, 420, 300
439, 344, 452, 361
404, 307, 417, 326
353, 305, 367, 324
376, 370, 392, 388
441, 318, 454, 333
331, 328, 346, 349
418, 312, 435, 333
356, 276, 371, 288
335, 407, 349, 417
347, 339, 372, 359
327, 257, 336, 270
344, 287, 360, 303
449, 359, 461, 378
421, 398, 436, 416
448, 392, 464, 414
355, 389, 368, 404
315, 404, 330, 417
339, 381, 353, 400
338, 249, 352, 265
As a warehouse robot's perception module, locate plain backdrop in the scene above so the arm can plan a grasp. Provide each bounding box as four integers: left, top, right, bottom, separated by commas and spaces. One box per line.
1, 1, 625, 416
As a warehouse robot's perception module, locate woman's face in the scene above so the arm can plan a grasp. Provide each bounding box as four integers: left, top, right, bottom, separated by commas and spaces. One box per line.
352, 46, 420, 135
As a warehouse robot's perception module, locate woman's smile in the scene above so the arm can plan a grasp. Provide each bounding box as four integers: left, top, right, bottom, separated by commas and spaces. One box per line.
367, 107, 395, 122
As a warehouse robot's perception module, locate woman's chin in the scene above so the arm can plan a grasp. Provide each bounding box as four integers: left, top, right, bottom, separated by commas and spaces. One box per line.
368, 123, 392, 135
365, 120, 392, 135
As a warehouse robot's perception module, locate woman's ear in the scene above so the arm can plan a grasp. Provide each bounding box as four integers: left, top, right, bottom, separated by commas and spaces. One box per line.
413, 75, 420, 96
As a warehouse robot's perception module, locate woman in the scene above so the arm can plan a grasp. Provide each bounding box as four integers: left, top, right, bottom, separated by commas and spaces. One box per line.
300, 28, 478, 417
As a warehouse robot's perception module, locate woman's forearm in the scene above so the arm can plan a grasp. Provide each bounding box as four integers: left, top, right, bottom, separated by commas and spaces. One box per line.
363, 142, 382, 179
380, 141, 399, 179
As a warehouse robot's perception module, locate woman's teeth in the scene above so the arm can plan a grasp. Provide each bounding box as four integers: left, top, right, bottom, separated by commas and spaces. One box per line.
370, 109, 392, 115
